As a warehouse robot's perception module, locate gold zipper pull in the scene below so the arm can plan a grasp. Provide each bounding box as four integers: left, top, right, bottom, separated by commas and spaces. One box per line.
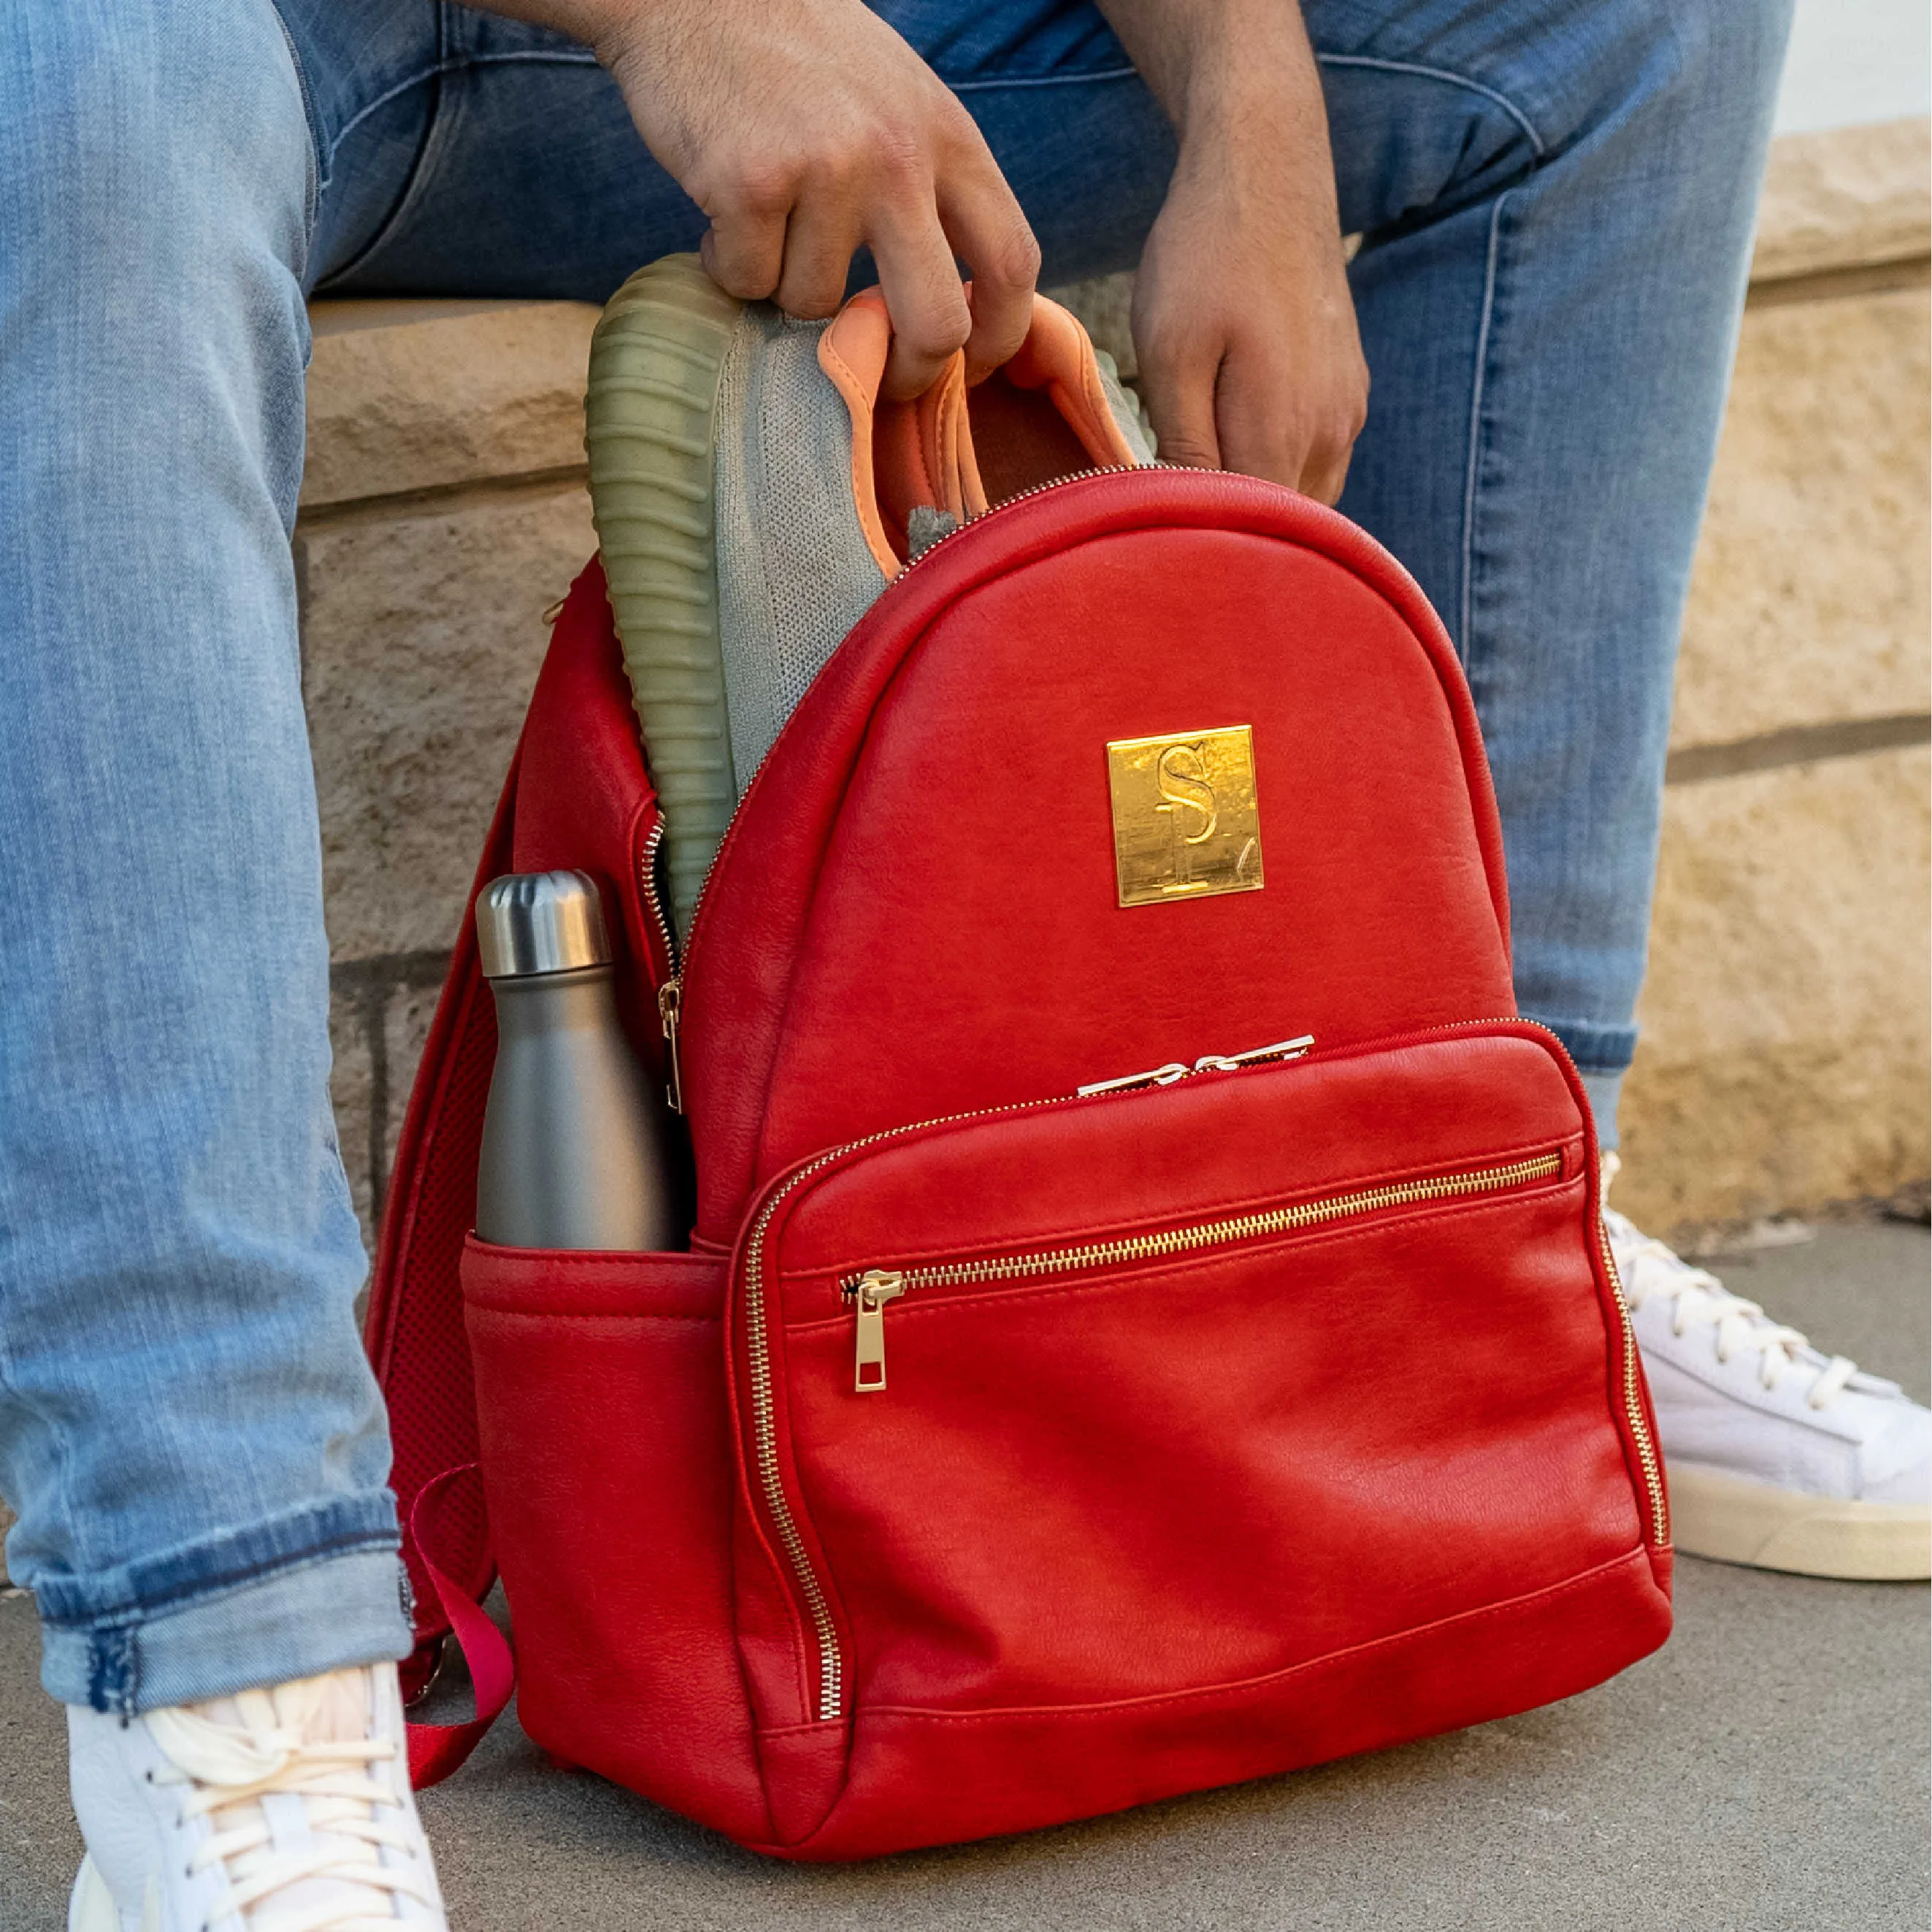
852, 1270, 906, 1393
1076, 1060, 1191, 1098
1222, 1034, 1316, 1070
657, 976, 684, 1114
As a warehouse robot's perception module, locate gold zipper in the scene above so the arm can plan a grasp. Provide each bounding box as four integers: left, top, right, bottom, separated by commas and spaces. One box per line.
741, 1090, 1092, 1721
637, 814, 676, 970
741, 1159, 851, 1721
1598, 1222, 1670, 1545
657, 977, 683, 1114
841, 1151, 1564, 1392
635, 819, 687, 1114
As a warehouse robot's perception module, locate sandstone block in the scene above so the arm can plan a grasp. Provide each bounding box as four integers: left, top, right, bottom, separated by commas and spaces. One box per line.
379, 978, 442, 1224
1751, 118, 1931, 285
302, 301, 598, 510
1617, 745, 1931, 1230
1673, 283, 1930, 749
300, 483, 595, 963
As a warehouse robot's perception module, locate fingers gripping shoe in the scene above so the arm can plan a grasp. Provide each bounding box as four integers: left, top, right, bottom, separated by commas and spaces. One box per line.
1605, 1154, 1932, 1579
67, 1662, 446, 1931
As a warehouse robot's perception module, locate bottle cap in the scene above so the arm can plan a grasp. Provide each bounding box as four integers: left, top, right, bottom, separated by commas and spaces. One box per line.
476, 871, 613, 979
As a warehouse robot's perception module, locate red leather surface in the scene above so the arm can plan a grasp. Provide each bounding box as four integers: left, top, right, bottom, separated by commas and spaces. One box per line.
681, 469, 1514, 1246
797, 1548, 1667, 1860
722, 1026, 1664, 1851
461, 1242, 771, 1844
510, 559, 673, 1079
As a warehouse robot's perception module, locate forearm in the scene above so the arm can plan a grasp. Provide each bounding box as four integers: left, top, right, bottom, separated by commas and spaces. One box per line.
456, 0, 632, 49
1094, 0, 1335, 177
1094, 0, 1364, 499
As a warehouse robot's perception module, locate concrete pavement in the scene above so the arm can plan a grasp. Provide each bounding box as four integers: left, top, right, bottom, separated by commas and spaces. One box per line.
4, 1222, 1926, 1930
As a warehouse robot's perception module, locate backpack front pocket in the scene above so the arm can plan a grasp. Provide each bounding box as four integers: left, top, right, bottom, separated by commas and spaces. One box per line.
724, 1025, 1668, 1849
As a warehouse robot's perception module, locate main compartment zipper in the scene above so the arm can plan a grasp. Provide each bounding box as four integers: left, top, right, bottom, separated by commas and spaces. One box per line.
842, 1150, 1563, 1394
1599, 1227, 1671, 1544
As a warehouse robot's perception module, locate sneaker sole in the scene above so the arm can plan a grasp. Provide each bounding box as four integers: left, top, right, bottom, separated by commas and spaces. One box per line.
1668, 1463, 1932, 1579
586, 253, 745, 940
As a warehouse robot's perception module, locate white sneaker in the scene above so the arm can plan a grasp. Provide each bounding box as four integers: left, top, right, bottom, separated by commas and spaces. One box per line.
66, 1661, 447, 1931
1604, 1153, 1932, 1579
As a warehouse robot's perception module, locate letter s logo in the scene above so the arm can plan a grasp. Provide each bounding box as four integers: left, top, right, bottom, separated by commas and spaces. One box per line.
1156, 743, 1219, 846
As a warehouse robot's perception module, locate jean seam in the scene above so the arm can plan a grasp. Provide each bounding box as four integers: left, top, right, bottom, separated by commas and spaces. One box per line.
320, 47, 605, 181
318, 64, 448, 188
1313, 53, 1547, 158
1460, 192, 1509, 663
267, 5, 323, 241
943, 64, 1141, 93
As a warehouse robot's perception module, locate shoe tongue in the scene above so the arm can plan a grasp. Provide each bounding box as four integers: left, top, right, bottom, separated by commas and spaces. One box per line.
187, 1665, 368, 1751
288, 1665, 375, 1743
169, 1668, 386, 1925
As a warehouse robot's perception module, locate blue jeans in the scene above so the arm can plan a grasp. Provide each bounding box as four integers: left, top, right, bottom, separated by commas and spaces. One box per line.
0, 0, 1790, 1709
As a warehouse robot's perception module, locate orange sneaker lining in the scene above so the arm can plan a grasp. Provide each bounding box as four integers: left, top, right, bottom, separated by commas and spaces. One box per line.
817, 287, 1139, 576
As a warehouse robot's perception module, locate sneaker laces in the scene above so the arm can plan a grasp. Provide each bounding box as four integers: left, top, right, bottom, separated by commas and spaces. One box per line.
1600, 1152, 1860, 1411
145, 1668, 433, 1932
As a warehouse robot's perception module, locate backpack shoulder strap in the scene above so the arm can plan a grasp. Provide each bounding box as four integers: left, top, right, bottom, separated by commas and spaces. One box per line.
364, 555, 662, 1684
364, 745, 518, 1681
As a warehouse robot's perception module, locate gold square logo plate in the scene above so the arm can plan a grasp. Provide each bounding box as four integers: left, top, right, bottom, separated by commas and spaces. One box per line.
1106, 725, 1264, 908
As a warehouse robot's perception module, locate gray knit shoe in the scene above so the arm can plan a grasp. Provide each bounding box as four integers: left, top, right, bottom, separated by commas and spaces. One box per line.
585, 256, 1151, 942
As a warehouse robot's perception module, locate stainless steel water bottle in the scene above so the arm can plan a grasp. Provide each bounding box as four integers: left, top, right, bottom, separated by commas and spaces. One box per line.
474, 870, 683, 1250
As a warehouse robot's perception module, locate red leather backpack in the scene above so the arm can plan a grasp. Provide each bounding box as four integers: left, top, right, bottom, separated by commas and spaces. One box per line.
366, 459, 1671, 1860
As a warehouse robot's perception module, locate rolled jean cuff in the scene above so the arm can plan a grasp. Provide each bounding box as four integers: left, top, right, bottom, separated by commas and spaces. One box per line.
37, 1496, 410, 1714
1530, 1015, 1638, 1076
1579, 1069, 1626, 1153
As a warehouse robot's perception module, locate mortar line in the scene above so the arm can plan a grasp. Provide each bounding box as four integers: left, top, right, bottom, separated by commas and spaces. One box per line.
1665, 712, 1930, 785
296, 462, 589, 530
1746, 255, 1930, 310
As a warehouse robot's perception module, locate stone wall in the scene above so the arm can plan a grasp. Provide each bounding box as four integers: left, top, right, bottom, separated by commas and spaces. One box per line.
300, 303, 599, 1239
1627, 119, 1930, 1229
304, 120, 1929, 1249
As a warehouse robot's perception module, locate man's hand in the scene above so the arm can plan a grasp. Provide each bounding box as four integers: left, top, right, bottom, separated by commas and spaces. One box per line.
1098, 2, 1368, 504
479, 0, 1040, 398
